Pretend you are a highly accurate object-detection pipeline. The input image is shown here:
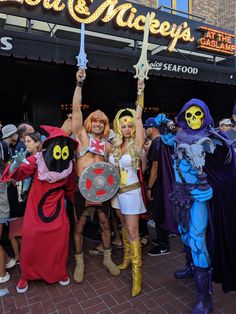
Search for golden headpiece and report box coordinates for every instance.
[113,108,136,135]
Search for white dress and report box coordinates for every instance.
[109,154,146,215]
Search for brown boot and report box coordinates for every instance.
[130,240,142,297]
[119,228,130,270]
[103,248,120,276]
[73,253,84,283]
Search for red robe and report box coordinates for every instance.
[2,156,75,283]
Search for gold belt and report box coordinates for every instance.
[118,182,141,194]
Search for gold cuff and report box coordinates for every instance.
[136,93,144,108]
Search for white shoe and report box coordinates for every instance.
[59,278,70,286]
[5,258,16,269]
[0,272,10,284]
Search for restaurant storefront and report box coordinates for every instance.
[0,0,235,126]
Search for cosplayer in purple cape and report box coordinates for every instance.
[155,98,236,314]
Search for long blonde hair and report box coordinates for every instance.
[112,108,140,170]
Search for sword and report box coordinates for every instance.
[76,22,88,70]
[134,13,151,82]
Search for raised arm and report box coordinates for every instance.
[135,80,145,149]
[72,69,86,137]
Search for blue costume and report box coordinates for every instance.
[155,99,236,314]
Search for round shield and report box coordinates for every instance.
[79,162,120,202]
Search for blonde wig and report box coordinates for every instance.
[112,108,140,170]
[84,110,110,138]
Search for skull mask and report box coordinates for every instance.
[185,105,204,130]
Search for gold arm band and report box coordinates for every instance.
[118,182,141,194]
[136,93,144,108]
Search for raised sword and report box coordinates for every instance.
[134,13,151,82]
[76,22,88,69]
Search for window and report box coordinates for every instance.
[158,0,192,17]
[176,0,192,17]
[158,0,172,8]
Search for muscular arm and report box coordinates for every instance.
[72,70,86,137]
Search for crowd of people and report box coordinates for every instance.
[0,68,236,314]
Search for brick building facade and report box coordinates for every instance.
[130,0,236,33]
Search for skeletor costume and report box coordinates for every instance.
[155,98,236,314]
[2,125,78,293]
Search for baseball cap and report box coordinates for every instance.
[1,124,18,139]
[219,118,233,127]
[143,117,158,128]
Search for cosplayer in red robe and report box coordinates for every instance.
[2,126,77,293]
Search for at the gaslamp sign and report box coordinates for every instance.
[198,26,236,55]
[0,0,195,52]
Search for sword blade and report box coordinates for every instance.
[76,22,88,69]
[134,13,151,81]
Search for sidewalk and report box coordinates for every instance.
[0,236,235,314]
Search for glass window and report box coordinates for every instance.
[158,0,172,8]
[176,0,191,17]
[176,0,189,13]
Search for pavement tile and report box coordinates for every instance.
[40,299,57,313]
[100,293,119,308]
[54,297,78,311]
[69,303,86,314]
[109,301,134,313]
[80,296,103,310]
[2,295,17,312]
[29,302,44,314]
[0,236,236,314]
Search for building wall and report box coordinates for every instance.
[191,0,218,25]
[217,0,236,33]
[131,0,236,33]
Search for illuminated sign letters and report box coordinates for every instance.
[198,26,236,55]
[0,0,194,51]
[0,36,12,50]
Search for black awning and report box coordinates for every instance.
[0,29,236,85]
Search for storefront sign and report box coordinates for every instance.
[0,0,194,52]
[0,36,12,50]
[198,26,236,55]
[149,61,199,74]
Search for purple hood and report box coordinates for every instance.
[177,98,214,135]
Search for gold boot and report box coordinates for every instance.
[130,240,142,297]
[103,248,120,276]
[73,253,84,283]
[119,228,130,270]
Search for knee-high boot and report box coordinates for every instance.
[130,240,142,297]
[118,228,130,270]
[175,245,193,279]
[73,253,84,283]
[191,266,213,314]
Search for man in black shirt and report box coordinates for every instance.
[143,118,170,256]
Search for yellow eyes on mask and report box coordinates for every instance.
[185,106,204,130]
[53,145,69,160]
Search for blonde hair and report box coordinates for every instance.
[112,108,140,170]
[84,110,110,138]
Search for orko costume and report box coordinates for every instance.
[2,126,77,293]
